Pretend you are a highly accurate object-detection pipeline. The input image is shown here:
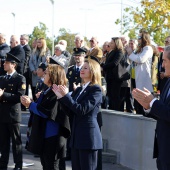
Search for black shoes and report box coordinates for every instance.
[13,168,22,170]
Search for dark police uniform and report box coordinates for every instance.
[67,65,81,92]
[0,53,26,170]
[35,63,48,95]
[67,48,87,92]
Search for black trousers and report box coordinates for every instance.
[71,148,98,170]
[40,135,66,170]
[157,159,170,170]
[120,87,134,113]
[0,123,22,169]
[107,80,122,111]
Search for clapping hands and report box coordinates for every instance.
[132,88,154,109]
[52,84,68,99]
[20,95,32,108]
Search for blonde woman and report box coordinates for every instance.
[29,38,50,100]
[52,57,103,170]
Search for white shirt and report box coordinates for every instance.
[76,81,91,100]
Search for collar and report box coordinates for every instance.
[82,81,91,89]
[76,64,83,70]
[6,71,16,77]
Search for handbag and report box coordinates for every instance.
[116,57,130,81]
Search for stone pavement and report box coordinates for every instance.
[8,152,133,170]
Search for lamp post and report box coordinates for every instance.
[11,12,15,34]
[80,8,92,37]
[50,0,54,55]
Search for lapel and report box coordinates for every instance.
[77,85,91,102]
[72,87,82,100]
[161,78,170,102]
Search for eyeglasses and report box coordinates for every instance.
[138,36,142,39]
[165,41,170,44]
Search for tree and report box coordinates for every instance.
[115,0,170,45]
[29,22,52,50]
[55,28,89,54]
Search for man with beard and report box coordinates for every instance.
[67,48,86,92]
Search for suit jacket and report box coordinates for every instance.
[146,78,170,163]
[86,46,103,61]
[0,43,10,75]
[0,72,26,123]
[157,52,168,93]
[67,65,81,92]
[28,88,71,155]
[60,84,103,150]
[102,49,124,82]
[9,45,26,75]
[23,44,31,75]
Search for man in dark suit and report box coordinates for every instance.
[157,36,170,94]
[132,45,170,170]
[0,33,10,75]
[9,35,25,75]
[0,53,26,170]
[20,34,32,111]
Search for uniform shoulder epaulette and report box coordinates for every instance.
[68,65,74,69]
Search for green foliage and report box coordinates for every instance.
[29,23,89,54]
[29,22,52,50]
[115,0,170,45]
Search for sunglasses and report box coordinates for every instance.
[89,40,94,43]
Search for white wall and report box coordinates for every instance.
[102,109,157,170]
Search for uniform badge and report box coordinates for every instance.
[22,84,26,89]
[69,71,72,75]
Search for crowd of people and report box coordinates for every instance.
[0,30,170,170]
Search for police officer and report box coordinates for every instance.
[67,48,86,92]
[0,53,26,170]
[35,62,48,95]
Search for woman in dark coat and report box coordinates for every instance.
[102,37,124,111]
[21,64,70,170]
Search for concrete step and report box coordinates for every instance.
[102,151,117,164]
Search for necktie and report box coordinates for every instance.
[6,75,11,80]
[76,67,79,73]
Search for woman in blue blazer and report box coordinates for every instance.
[53,56,103,170]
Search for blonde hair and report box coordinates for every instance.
[47,64,67,85]
[33,38,48,57]
[84,58,101,86]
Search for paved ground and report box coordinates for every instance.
[8,153,133,170]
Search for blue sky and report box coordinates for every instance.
[0,0,140,46]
